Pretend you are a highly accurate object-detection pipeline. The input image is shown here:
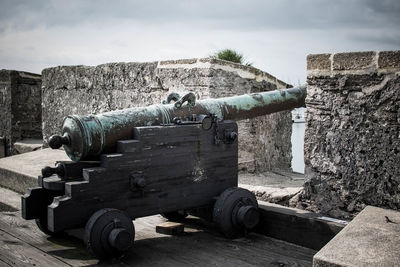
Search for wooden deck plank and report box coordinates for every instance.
[129,216,315,266]
[0,212,98,267]
[0,211,316,266]
[0,229,70,267]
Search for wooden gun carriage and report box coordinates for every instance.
[22,86,306,259]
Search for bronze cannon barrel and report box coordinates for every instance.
[49,85,306,161]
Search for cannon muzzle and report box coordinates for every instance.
[51,85,306,161]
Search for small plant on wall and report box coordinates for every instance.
[210,49,253,66]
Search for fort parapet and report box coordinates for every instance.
[41,58,293,173]
[301,50,400,217]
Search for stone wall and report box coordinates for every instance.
[300,51,400,218]
[0,70,42,156]
[0,71,12,156]
[42,58,292,172]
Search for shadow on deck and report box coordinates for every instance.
[0,210,316,266]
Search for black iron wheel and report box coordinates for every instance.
[85,208,135,259]
[213,187,259,238]
[161,210,188,222]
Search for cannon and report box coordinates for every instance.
[22,85,306,259]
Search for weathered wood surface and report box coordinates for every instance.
[255,201,347,250]
[43,122,239,232]
[0,212,98,267]
[0,211,316,266]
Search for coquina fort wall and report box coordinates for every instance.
[299,50,400,218]
[41,58,293,172]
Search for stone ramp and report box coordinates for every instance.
[313,206,400,266]
[0,148,68,193]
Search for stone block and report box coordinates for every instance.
[378,50,400,69]
[0,148,69,193]
[240,184,302,204]
[332,51,376,71]
[307,54,331,70]
[313,206,400,267]
[13,139,42,154]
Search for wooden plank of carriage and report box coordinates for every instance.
[0,210,316,266]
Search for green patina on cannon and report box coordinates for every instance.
[22,85,306,260]
[48,86,306,161]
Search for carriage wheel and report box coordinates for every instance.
[85,208,135,259]
[213,187,259,238]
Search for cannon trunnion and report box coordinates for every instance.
[22,119,259,259]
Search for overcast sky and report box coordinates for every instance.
[0,0,399,84]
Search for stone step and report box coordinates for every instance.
[0,148,69,193]
[313,206,400,267]
[0,186,21,212]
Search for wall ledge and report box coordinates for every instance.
[158,58,290,88]
[307,50,400,77]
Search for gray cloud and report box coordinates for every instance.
[350,31,400,47]
[1,0,399,30]
[0,0,399,83]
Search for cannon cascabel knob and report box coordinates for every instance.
[41,166,55,178]
[49,134,70,149]
[41,163,65,178]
